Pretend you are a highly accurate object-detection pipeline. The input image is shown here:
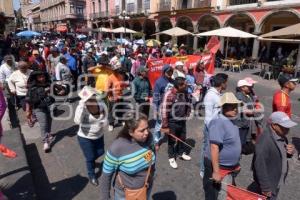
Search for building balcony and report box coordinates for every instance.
[194,0,211,8]
[89,10,117,20]
[229,0,257,6]
[158,1,172,12]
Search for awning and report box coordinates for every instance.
[111,27,137,34]
[153,27,193,37]
[196,26,257,38]
[93,27,112,33]
[260,23,300,38]
[57,25,68,32]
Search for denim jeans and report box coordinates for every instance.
[200,124,209,174]
[77,136,105,179]
[153,118,163,144]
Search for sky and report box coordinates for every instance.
[13,0,40,10]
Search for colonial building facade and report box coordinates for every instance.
[0,0,15,34]
[154,0,300,59]
[86,0,154,39]
[39,0,87,32]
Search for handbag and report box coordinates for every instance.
[117,151,152,200]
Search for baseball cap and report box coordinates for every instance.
[244,77,257,86]
[164,42,169,45]
[162,64,172,74]
[137,53,143,57]
[219,92,242,106]
[269,111,297,128]
[237,79,252,87]
[278,73,298,87]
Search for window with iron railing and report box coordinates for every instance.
[159,0,171,11]
[127,3,135,13]
[116,5,120,15]
[229,0,257,5]
[144,0,150,10]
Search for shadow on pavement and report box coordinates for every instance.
[152,191,177,200]
[2,173,37,200]
[25,143,88,200]
[51,125,79,147]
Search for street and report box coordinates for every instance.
[20,68,300,200]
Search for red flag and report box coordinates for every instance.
[206,36,220,54]
[227,185,266,200]
[202,36,220,75]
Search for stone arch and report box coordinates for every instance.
[258,9,300,32]
[92,23,97,29]
[197,14,221,32]
[143,19,156,39]
[176,16,194,47]
[224,12,257,29]
[258,10,300,60]
[132,20,142,32]
[197,14,221,50]
[158,17,173,43]
[112,21,120,28]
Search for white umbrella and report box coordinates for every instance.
[196,26,257,58]
[196,26,257,38]
[153,27,193,37]
[112,27,137,34]
[93,27,112,33]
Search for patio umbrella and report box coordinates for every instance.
[16,30,41,37]
[260,23,300,38]
[146,39,161,47]
[77,34,87,39]
[117,38,130,44]
[93,27,112,33]
[196,26,257,58]
[153,27,193,37]
[112,27,137,34]
[134,39,145,45]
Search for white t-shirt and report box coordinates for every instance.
[74,100,107,140]
[8,70,32,96]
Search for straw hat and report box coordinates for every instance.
[78,86,97,102]
[219,92,242,106]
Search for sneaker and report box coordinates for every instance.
[180,153,191,161]
[43,142,50,153]
[48,134,56,144]
[169,158,178,169]
[108,125,114,132]
[200,171,204,178]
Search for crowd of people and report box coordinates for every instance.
[0,33,299,200]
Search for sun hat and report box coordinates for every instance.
[78,86,97,102]
[278,73,298,87]
[175,61,184,67]
[268,111,297,128]
[219,92,242,106]
[237,79,252,87]
[244,77,257,86]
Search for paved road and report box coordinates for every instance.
[21,68,300,200]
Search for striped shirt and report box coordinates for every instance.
[100,137,156,200]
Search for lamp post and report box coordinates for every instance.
[118,10,130,42]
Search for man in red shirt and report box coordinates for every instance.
[273,73,298,117]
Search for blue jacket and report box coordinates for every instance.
[153,76,171,109]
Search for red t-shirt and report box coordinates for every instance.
[272,90,291,117]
